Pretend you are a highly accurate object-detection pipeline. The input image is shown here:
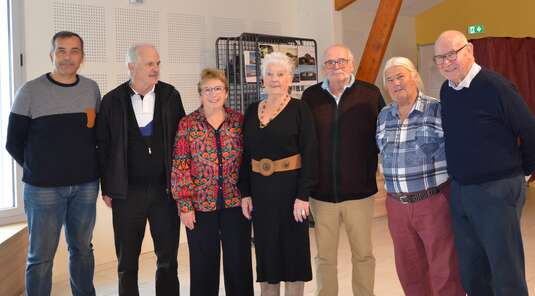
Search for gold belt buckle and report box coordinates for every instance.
[259,158,274,176]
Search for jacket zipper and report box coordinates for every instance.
[332,101,340,202]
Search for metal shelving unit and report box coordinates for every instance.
[216,33,318,113]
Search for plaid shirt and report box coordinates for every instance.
[376,93,448,194]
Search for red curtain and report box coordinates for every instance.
[470,37,535,114]
[471,37,535,182]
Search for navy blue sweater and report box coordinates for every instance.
[440,68,535,184]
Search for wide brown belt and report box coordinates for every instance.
[251,154,301,177]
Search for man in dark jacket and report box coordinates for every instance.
[96,43,185,296]
[302,44,384,296]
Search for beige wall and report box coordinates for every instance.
[416,0,535,44]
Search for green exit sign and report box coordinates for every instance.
[468,24,485,34]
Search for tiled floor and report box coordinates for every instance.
[52,187,535,295]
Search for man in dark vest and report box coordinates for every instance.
[96,43,185,296]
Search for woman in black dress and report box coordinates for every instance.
[239,52,318,296]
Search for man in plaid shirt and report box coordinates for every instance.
[376,57,464,296]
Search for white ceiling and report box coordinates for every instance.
[346,0,445,16]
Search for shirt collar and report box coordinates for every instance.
[129,84,156,98]
[389,91,426,118]
[321,74,355,99]
[448,63,481,90]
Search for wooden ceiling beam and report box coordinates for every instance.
[335,0,356,11]
[356,0,402,83]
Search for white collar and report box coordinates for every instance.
[448,63,481,90]
[130,85,155,98]
[321,74,355,104]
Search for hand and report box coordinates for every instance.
[180,210,196,230]
[241,197,253,220]
[527,173,534,184]
[102,195,112,208]
[293,198,309,223]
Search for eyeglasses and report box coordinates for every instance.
[433,44,468,65]
[201,86,225,95]
[324,58,350,69]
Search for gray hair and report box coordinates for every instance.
[126,43,157,64]
[261,52,295,77]
[383,57,424,91]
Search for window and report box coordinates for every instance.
[0,0,24,225]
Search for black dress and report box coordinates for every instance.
[239,98,318,283]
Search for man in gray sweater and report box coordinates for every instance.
[6,31,101,296]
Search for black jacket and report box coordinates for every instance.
[96,81,185,199]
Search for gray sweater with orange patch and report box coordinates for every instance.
[6,73,101,186]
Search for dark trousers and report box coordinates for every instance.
[449,175,527,296]
[186,207,254,296]
[112,184,180,296]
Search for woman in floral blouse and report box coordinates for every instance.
[171,68,253,296]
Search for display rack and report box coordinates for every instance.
[216,33,318,113]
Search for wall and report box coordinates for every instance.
[19,0,335,282]
[416,0,535,45]
[294,0,343,80]
[340,1,418,101]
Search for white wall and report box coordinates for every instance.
[339,1,417,102]
[20,0,335,282]
[293,0,343,81]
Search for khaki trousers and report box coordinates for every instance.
[310,197,375,296]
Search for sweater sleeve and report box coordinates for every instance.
[296,101,319,201]
[6,113,30,166]
[6,84,33,166]
[500,81,535,175]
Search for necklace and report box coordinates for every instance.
[259,96,289,128]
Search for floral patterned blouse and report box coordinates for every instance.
[171,106,243,212]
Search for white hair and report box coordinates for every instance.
[323,44,355,62]
[261,52,294,77]
[383,56,424,91]
[126,43,157,64]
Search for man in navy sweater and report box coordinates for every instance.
[434,30,535,296]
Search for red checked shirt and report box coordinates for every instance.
[171,107,243,212]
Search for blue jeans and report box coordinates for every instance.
[23,179,99,296]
